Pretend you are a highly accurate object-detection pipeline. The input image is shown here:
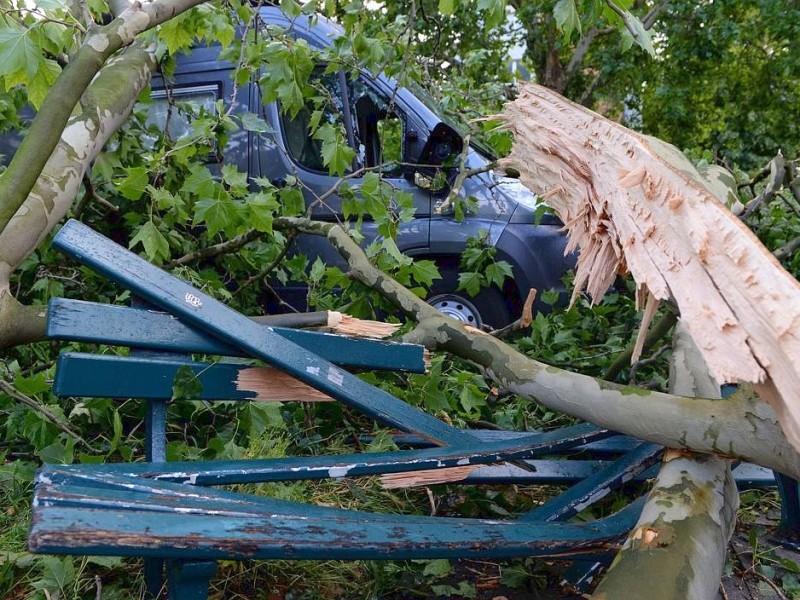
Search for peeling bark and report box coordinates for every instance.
[501,83,800,454]
[0,44,157,291]
[0,292,46,349]
[0,0,208,235]
[592,325,737,600]
[276,217,800,480]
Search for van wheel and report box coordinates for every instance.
[427,264,512,329]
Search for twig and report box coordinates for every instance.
[241,231,297,288]
[628,343,670,384]
[604,308,677,381]
[435,154,498,216]
[491,288,537,339]
[73,175,118,218]
[604,0,648,47]
[0,380,89,448]
[641,0,670,29]
[774,235,800,260]
[787,161,800,206]
[741,151,786,220]
[94,575,102,600]
[164,229,262,269]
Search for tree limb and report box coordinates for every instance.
[164,229,262,269]
[0,42,157,292]
[604,308,677,381]
[740,151,786,219]
[501,84,800,454]
[0,380,88,447]
[0,293,46,349]
[593,324,737,600]
[0,0,209,236]
[274,216,800,480]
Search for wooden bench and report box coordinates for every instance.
[29,219,778,598]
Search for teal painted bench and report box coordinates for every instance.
[29,220,778,598]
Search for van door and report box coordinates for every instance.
[257,70,431,262]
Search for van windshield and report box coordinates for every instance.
[404,80,497,162]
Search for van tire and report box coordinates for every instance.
[427,263,512,329]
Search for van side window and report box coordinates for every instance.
[147,85,219,146]
[351,79,403,175]
[280,71,344,172]
[279,71,404,176]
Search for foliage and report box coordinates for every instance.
[0,0,798,597]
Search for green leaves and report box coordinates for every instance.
[129,220,170,262]
[439,0,457,15]
[259,39,315,117]
[115,166,149,201]
[456,233,513,297]
[0,20,64,108]
[313,123,355,176]
[553,0,581,40]
[0,26,42,78]
[439,0,505,28]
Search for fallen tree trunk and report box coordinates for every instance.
[591,324,737,600]
[275,217,800,480]
[500,83,800,453]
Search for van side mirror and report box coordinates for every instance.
[411,122,464,190]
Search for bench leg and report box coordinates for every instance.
[167,560,217,600]
[144,558,165,598]
[775,472,800,535]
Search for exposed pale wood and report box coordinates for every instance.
[502,83,800,452]
[380,465,479,489]
[326,311,400,338]
[236,367,332,402]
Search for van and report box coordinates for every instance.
[151,7,574,327]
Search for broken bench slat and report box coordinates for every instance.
[366,429,638,454]
[52,220,473,448]
[43,422,605,486]
[522,443,663,522]
[465,459,774,488]
[30,479,644,561]
[54,352,331,402]
[47,298,427,374]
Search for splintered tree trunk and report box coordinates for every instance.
[502,83,800,453]
[592,325,737,600]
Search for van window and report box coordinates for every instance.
[280,71,343,172]
[280,71,404,176]
[351,78,403,174]
[147,84,219,145]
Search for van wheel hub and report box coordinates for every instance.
[428,294,482,327]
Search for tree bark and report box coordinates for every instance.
[0,0,208,235]
[592,324,737,600]
[501,83,800,454]
[0,293,47,348]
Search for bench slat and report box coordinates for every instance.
[53,220,473,448]
[54,352,331,402]
[30,487,643,561]
[42,422,607,486]
[47,298,426,373]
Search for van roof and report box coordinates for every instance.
[258,6,343,50]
